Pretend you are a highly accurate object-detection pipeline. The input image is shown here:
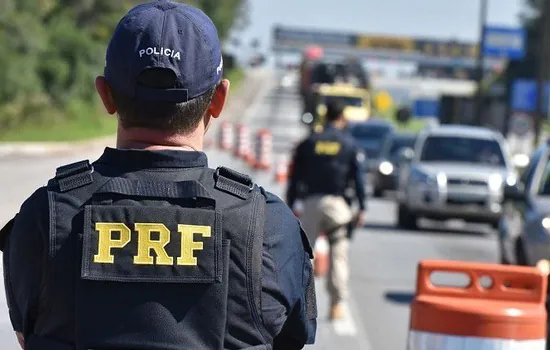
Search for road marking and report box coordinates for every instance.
[332,302,357,336]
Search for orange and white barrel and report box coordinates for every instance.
[407,260,548,350]
[218,121,234,151]
[274,155,289,184]
[253,129,273,170]
[234,124,251,160]
[313,233,330,277]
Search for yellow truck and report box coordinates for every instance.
[306,83,372,132]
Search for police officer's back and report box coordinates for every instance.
[0,2,316,349]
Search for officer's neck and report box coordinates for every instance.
[116,125,205,152]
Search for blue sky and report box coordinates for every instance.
[230,0,524,63]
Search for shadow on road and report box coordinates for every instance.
[384,291,415,305]
[362,222,492,237]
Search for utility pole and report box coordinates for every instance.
[473,0,488,126]
[535,0,550,147]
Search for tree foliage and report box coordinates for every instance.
[0,0,248,133]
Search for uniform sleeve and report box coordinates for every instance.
[350,145,367,210]
[285,141,306,209]
[260,191,317,348]
[2,187,48,333]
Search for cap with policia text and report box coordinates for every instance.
[104,0,224,103]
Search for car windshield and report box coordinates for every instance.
[419,135,506,166]
[349,124,393,158]
[322,95,363,107]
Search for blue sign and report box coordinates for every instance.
[483,26,526,60]
[510,79,550,113]
[413,99,440,118]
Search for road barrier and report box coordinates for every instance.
[234,124,251,160]
[407,260,548,350]
[218,121,234,151]
[274,155,289,184]
[313,234,330,277]
[253,129,273,170]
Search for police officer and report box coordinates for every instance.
[286,100,367,320]
[0,1,317,349]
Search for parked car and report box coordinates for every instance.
[372,132,417,197]
[347,119,395,181]
[499,141,550,266]
[396,125,514,230]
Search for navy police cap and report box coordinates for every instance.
[104,0,223,103]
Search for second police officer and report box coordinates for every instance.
[286,100,367,320]
[0,1,317,349]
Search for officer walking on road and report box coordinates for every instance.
[0,1,317,349]
[286,100,367,320]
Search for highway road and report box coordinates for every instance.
[0,69,500,349]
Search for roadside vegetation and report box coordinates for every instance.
[0,0,248,142]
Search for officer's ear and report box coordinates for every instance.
[207,79,230,119]
[95,76,117,115]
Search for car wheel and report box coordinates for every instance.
[515,237,527,266]
[373,188,383,198]
[397,204,417,230]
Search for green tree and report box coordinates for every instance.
[0,0,248,137]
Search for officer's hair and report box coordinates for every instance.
[110,68,219,134]
[325,100,346,122]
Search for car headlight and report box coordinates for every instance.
[542,217,550,232]
[379,161,393,175]
[488,174,503,191]
[436,172,447,186]
[410,169,436,185]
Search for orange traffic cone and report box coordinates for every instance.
[218,121,234,151]
[407,260,548,350]
[253,129,273,170]
[274,156,289,184]
[313,234,329,277]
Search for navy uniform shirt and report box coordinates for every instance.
[2,148,316,348]
[287,124,367,210]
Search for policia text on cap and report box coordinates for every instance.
[286,100,367,320]
[0,1,317,349]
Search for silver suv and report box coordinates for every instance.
[396,125,515,230]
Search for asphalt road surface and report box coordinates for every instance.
[0,70,500,349]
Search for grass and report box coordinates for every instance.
[0,115,118,142]
[0,68,245,142]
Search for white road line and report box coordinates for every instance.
[332,302,358,336]
[346,288,373,350]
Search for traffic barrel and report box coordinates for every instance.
[234,124,251,160]
[218,121,234,151]
[274,156,289,184]
[407,260,548,350]
[253,129,273,170]
[313,233,330,277]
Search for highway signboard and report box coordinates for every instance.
[482,26,526,60]
[272,25,505,69]
[510,79,550,114]
[413,99,440,118]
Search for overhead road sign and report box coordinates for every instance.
[510,79,550,113]
[483,26,526,60]
[273,25,505,70]
[413,99,440,118]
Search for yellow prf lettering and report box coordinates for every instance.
[315,141,341,156]
[93,223,132,264]
[177,224,212,266]
[133,223,173,265]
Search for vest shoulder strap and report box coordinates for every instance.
[214,166,255,200]
[48,159,94,192]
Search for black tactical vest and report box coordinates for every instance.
[23,160,274,350]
